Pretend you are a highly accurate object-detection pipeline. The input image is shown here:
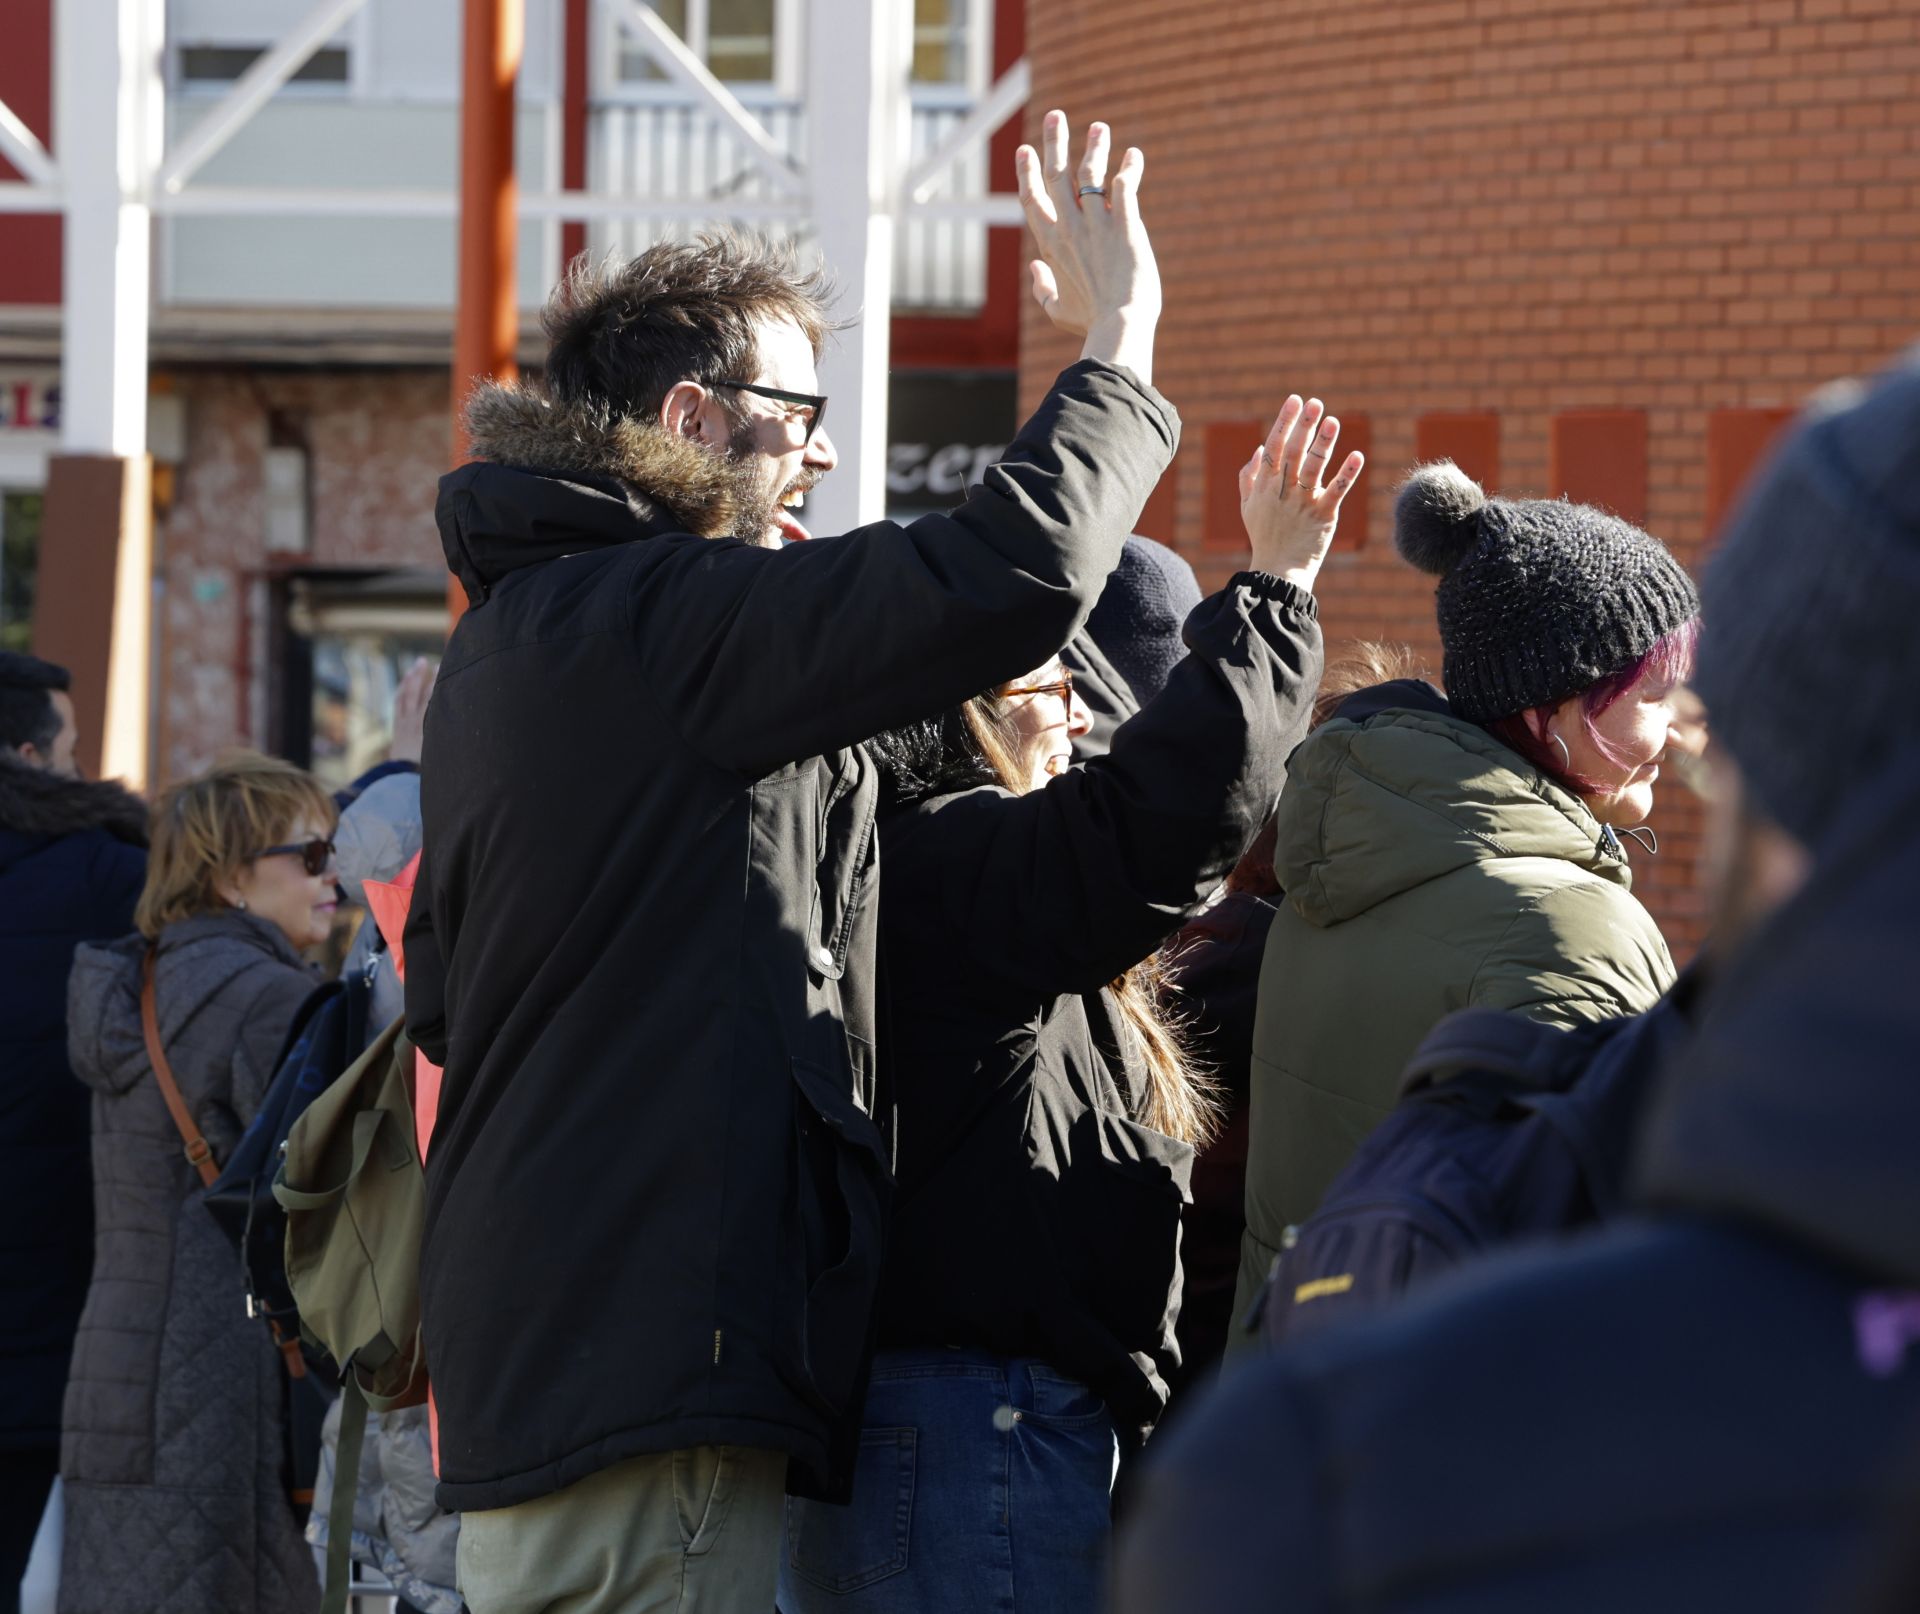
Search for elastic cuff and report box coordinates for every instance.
[1237,571,1320,619]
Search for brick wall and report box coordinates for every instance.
[1020,0,1920,958]
[154,371,450,781]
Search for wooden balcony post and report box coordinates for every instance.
[450,0,522,623]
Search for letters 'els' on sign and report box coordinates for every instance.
[0,371,60,435]
[885,371,1017,518]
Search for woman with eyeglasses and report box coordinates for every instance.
[59,751,337,1614]
[779,397,1361,1614]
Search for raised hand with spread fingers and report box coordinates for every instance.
[1015,110,1162,383]
[1238,395,1367,592]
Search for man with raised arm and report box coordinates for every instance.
[405,114,1173,1612]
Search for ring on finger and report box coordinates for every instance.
[1078,186,1106,197]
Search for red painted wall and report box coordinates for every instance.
[1022,0,1920,958]
[0,0,61,306]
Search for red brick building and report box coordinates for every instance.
[1021,0,1920,955]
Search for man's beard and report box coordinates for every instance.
[727,419,819,544]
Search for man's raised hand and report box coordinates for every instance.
[1238,396,1367,593]
[1016,111,1162,383]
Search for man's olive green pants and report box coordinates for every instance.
[457,1445,788,1614]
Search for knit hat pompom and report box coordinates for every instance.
[1395,462,1488,577]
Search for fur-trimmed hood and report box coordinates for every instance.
[0,752,147,851]
[466,380,757,536]
[437,379,771,606]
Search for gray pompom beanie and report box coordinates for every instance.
[1395,463,1700,724]
[1693,352,1920,849]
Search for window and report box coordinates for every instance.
[177,44,352,87]
[0,491,42,654]
[616,0,778,87]
[912,0,972,85]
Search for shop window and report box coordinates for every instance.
[0,491,41,654]
[283,572,445,792]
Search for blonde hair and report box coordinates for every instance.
[967,700,1221,1148]
[136,750,337,939]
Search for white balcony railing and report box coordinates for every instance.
[587,93,989,312]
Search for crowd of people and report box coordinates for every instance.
[2,108,1916,1614]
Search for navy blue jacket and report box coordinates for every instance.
[1115,751,1920,1613]
[0,758,146,1450]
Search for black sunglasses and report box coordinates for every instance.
[710,380,828,446]
[250,838,336,877]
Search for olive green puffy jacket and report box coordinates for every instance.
[1231,702,1676,1333]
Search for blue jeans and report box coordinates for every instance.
[779,1348,1120,1614]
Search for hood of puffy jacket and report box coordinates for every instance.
[334,771,422,907]
[67,910,308,1097]
[1635,748,1920,1284]
[1276,703,1629,929]
[0,754,147,873]
[436,379,766,606]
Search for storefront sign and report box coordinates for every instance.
[0,371,59,435]
[886,370,1016,516]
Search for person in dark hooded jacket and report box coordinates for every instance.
[1113,350,1920,1614]
[779,394,1358,1614]
[0,655,146,1606]
[406,116,1177,1613]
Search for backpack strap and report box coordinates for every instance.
[321,1374,368,1614]
[1398,1007,1601,1100]
[141,948,221,1189]
[143,949,311,1386]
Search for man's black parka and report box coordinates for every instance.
[404,359,1178,1510]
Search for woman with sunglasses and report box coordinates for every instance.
[779,397,1361,1614]
[59,751,338,1614]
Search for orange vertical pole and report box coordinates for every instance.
[449,0,523,625]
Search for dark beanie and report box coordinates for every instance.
[1693,353,1920,850]
[1085,535,1205,705]
[1394,464,1699,724]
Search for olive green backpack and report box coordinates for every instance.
[273,1015,429,1614]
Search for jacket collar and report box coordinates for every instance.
[1634,748,1920,1284]
[0,752,148,854]
[437,378,764,606]
[1277,702,1628,929]
[155,906,312,971]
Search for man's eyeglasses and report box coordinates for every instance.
[710,381,828,447]
[1000,671,1074,706]
[250,838,336,877]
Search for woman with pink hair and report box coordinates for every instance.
[1233,462,1700,1334]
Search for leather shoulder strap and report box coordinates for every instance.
[141,948,221,1187]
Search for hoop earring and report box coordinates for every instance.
[1549,733,1573,774]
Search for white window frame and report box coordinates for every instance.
[596,0,802,103]
[909,0,989,97]
[168,5,371,103]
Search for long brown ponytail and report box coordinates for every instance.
[963,700,1222,1148]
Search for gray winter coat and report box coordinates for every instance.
[60,911,322,1614]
